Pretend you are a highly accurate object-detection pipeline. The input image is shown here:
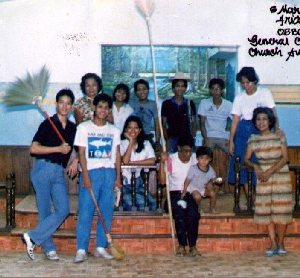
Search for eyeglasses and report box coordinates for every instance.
[210,87,221,91]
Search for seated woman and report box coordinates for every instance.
[120,115,156,211]
[110,83,134,132]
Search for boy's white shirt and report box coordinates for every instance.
[74,120,120,170]
[168,152,197,191]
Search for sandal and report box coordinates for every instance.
[277,248,287,256]
[176,246,186,256]
[210,209,220,214]
[264,249,277,257]
[189,247,201,257]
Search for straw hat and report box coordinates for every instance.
[169,72,191,82]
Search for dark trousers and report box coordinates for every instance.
[170,191,200,247]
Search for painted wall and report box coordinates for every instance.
[1,0,300,145]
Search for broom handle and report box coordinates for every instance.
[42,110,66,144]
[145,17,176,254]
[88,188,111,241]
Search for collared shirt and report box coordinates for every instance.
[161,96,196,138]
[31,114,77,168]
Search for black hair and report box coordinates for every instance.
[112,83,130,103]
[252,107,276,130]
[134,79,149,93]
[80,73,103,95]
[209,78,225,90]
[178,135,194,149]
[56,88,75,104]
[172,79,188,89]
[236,67,259,84]
[93,93,112,108]
[196,146,213,159]
[121,115,146,153]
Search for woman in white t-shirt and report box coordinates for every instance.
[228,67,281,204]
[109,83,134,132]
[120,115,156,211]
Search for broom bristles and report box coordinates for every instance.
[4,65,50,107]
[135,0,155,18]
[111,243,126,260]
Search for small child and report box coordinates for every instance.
[181,146,218,214]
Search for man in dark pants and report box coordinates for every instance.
[159,135,200,256]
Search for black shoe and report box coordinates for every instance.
[22,233,35,260]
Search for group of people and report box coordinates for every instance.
[21,66,293,262]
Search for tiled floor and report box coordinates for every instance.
[0,250,299,277]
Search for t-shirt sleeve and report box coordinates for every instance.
[161,100,168,118]
[231,95,242,116]
[144,141,156,158]
[151,101,158,119]
[32,120,49,143]
[74,123,87,147]
[186,165,195,180]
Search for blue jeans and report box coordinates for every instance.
[168,137,178,153]
[76,168,116,251]
[29,160,70,253]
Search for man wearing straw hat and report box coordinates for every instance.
[161,72,197,153]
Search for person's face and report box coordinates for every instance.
[56,96,73,117]
[94,101,111,120]
[178,145,193,162]
[240,76,256,95]
[197,155,212,169]
[85,78,99,99]
[115,89,127,103]
[255,113,270,133]
[173,80,187,96]
[209,84,223,98]
[136,83,149,101]
[125,121,141,139]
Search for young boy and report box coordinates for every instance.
[181,146,218,214]
[159,135,200,257]
[74,93,121,263]
[22,89,78,261]
[129,79,161,149]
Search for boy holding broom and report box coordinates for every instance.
[22,88,78,261]
[74,93,121,263]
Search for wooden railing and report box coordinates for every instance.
[115,164,163,215]
[0,172,16,231]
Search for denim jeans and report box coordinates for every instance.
[29,160,70,253]
[76,168,116,251]
[170,191,200,247]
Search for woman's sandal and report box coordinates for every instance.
[264,249,277,257]
[277,249,287,256]
[176,246,186,256]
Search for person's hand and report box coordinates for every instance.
[60,143,71,154]
[82,175,92,189]
[276,128,285,138]
[181,190,187,199]
[67,158,78,179]
[160,151,168,163]
[259,169,272,182]
[114,177,122,189]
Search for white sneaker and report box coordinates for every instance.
[46,251,59,261]
[94,247,114,260]
[22,233,35,260]
[74,250,88,263]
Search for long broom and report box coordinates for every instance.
[4,66,126,260]
[88,188,125,260]
[135,0,177,254]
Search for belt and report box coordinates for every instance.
[41,159,63,167]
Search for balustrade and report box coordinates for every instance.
[0,172,16,231]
